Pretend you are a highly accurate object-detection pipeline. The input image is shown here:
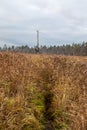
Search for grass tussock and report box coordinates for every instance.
[0,52,87,130]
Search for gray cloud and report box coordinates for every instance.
[0,0,87,46]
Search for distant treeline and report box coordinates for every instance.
[0,42,87,56]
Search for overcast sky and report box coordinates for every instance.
[0,0,87,47]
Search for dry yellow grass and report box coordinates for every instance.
[0,52,87,130]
